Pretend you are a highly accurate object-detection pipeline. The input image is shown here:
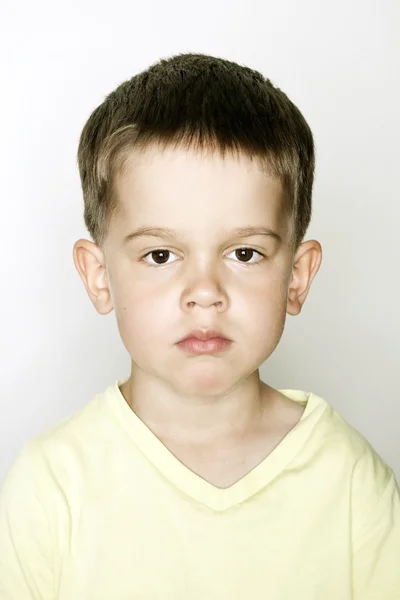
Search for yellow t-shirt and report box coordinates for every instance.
[0,378,399,600]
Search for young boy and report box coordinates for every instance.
[0,53,399,599]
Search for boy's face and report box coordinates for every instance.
[74,144,321,398]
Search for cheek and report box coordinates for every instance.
[242,281,288,336]
[113,286,169,344]
[244,278,287,314]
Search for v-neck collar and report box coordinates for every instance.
[104,377,329,512]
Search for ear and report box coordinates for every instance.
[287,240,322,316]
[72,239,114,315]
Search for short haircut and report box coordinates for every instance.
[77,53,315,251]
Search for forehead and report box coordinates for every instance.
[112,145,288,237]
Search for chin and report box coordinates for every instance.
[172,367,239,396]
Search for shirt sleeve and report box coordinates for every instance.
[0,441,56,600]
[352,471,400,599]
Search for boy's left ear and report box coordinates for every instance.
[286,240,322,316]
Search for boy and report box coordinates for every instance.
[0,52,399,599]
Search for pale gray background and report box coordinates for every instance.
[0,0,399,481]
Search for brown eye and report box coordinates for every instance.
[232,248,264,264]
[148,250,171,264]
[235,248,255,262]
[142,249,178,266]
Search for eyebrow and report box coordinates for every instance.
[123,226,282,245]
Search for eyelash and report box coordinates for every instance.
[141,247,266,267]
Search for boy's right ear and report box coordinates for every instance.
[72,239,114,315]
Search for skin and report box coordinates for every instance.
[73,144,322,484]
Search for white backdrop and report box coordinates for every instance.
[1,0,399,481]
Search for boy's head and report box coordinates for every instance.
[73,53,322,397]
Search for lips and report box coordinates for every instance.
[180,329,230,342]
[177,330,232,355]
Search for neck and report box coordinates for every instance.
[119,367,272,446]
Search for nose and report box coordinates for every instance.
[181,270,229,312]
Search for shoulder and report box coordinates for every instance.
[326,410,397,532]
[298,389,397,531]
[1,381,119,497]
[305,389,398,540]
[279,386,395,498]
[318,401,393,489]
[33,380,118,449]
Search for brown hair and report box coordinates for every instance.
[77,53,315,251]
